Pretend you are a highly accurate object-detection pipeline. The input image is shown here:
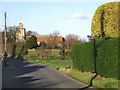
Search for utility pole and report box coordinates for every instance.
[4,12,7,53]
[3,12,8,67]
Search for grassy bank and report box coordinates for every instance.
[24,51,119,88]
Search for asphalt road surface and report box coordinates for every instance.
[2,58,94,89]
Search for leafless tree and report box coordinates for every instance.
[46,31,60,49]
[65,34,84,49]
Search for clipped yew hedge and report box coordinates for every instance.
[72,42,94,72]
[91,2,119,37]
[96,38,119,78]
[72,38,119,79]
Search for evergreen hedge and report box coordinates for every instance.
[72,42,94,72]
[91,2,119,37]
[96,38,119,78]
[72,38,119,79]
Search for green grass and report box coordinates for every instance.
[68,69,118,88]
[26,59,73,69]
[93,78,118,88]
[67,69,93,84]
[40,59,73,69]
[24,50,119,88]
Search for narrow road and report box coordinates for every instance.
[2,58,93,89]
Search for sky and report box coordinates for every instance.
[1,1,116,40]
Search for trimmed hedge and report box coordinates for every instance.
[72,42,94,72]
[96,38,118,78]
[72,38,119,79]
[91,2,119,37]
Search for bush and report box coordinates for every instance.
[72,38,119,79]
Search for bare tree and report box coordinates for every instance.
[32,31,39,36]
[47,31,60,49]
[65,34,83,49]
[1,26,18,57]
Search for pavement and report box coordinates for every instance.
[2,58,95,89]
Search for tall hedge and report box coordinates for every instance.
[91,2,119,37]
[72,42,94,72]
[72,38,119,79]
[96,38,118,78]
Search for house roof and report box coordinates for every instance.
[36,35,63,43]
[36,35,48,42]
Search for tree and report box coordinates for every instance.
[26,30,39,36]
[26,30,32,36]
[25,35,38,49]
[7,26,17,57]
[47,31,60,49]
[65,34,83,49]
[2,26,17,44]
[32,31,39,36]
[7,26,17,42]
[2,26,17,57]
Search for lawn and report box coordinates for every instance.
[24,50,119,88]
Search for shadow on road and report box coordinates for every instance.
[2,58,82,89]
[2,57,46,88]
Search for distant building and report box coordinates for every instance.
[36,35,64,46]
[16,23,26,42]
[36,35,48,45]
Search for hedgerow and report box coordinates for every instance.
[72,38,119,79]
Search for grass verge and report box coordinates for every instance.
[68,69,118,88]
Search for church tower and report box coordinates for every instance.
[16,23,26,42]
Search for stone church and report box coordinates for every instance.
[16,23,26,42]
